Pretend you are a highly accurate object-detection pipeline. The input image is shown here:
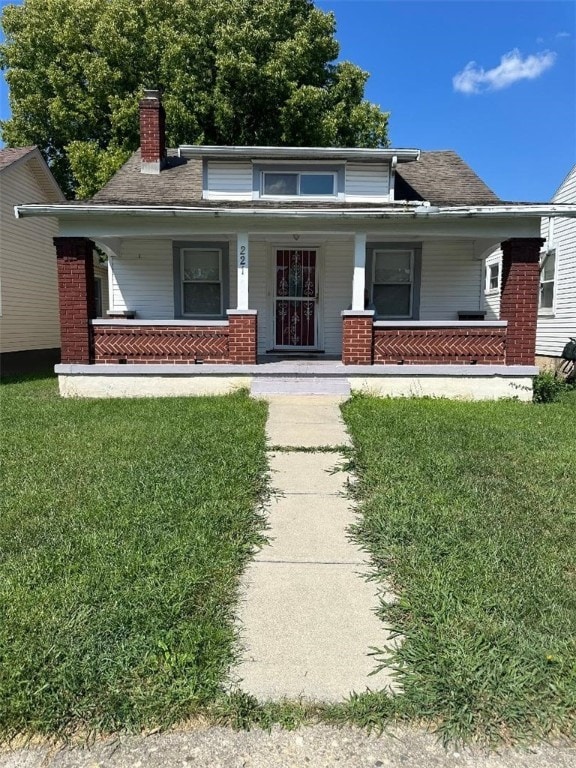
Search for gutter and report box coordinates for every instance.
[177,145,421,162]
[14,203,576,220]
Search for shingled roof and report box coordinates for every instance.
[91,147,503,207]
[395,151,502,205]
[0,146,37,172]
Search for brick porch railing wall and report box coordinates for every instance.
[373,327,507,364]
[54,237,96,364]
[227,311,258,364]
[500,238,543,366]
[342,311,374,364]
[93,325,231,364]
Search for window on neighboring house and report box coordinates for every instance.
[181,248,223,316]
[262,171,336,197]
[94,277,103,317]
[372,250,414,318]
[539,249,556,312]
[485,262,500,292]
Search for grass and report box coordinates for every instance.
[0,375,268,742]
[339,392,576,745]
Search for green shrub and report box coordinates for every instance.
[532,370,567,403]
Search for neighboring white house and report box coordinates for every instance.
[0,146,63,374]
[484,164,576,368]
[0,146,108,376]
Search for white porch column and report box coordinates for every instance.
[352,233,367,310]
[236,233,249,310]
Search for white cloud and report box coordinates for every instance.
[453,49,556,94]
[556,31,571,38]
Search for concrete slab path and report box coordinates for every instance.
[234,394,395,702]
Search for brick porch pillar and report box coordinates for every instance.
[342,310,374,365]
[53,237,96,364]
[500,238,544,366]
[227,310,258,364]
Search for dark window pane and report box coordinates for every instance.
[489,264,499,290]
[183,283,221,315]
[373,284,411,316]
[300,174,334,195]
[540,282,554,309]
[263,173,298,195]
[542,252,555,281]
[182,250,220,281]
[374,251,412,283]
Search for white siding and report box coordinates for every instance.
[205,161,253,200]
[0,162,61,352]
[110,240,174,318]
[345,163,390,202]
[536,166,576,356]
[322,239,354,354]
[419,241,482,320]
[247,242,269,355]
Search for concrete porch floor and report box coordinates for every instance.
[55,361,538,400]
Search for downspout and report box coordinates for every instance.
[389,155,398,201]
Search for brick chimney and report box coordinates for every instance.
[139,89,166,174]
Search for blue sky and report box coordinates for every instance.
[1,0,574,201]
[316,0,575,201]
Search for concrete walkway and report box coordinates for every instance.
[234,394,395,702]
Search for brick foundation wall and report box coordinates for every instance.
[94,325,230,363]
[342,313,374,365]
[228,312,258,364]
[54,237,96,364]
[373,327,507,364]
[500,238,543,366]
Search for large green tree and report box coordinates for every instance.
[0,0,389,198]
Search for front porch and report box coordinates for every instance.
[53,232,542,384]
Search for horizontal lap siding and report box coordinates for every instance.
[345,163,390,201]
[247,242,268,355]
[536,167,576,357]
[323,238,353,355]
[205,161,253,200]
[0,163,60,352]
[420,241,482,320]
[111,240,174,318]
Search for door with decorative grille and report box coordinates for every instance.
[274,249,318,348]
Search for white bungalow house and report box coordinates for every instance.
[14,92,576,398]
[0,146,109,376]
[484,164,576,371]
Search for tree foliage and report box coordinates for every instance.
[0,0,389,197]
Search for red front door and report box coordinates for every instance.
[274,249,317,348]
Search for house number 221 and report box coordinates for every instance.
[239,245,247,268]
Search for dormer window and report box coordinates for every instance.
[262,171,336,197]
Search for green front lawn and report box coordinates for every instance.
[341,393,576,744]
[0,376,268,740]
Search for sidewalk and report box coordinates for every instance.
[233,394,395,701]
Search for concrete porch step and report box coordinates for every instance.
[250,376,351,396]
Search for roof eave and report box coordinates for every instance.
[177,145,421,163]
[14,203,576,219]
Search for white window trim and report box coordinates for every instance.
[180,247,224,318]
[538,248,556,317]
[261,170,338,200]
[485,262,500,294]
[372,249,414,319]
